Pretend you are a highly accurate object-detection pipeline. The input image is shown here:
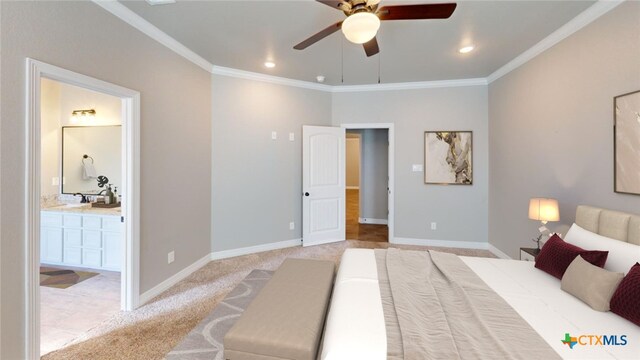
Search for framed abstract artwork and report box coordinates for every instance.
[424,131,473,185]
[614,90,640,195]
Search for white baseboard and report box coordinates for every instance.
[392,237,489,250]
[346,186,359,190]
[210,238,302,261]
[139,253,211,305]
[488,244,512,259]
[139,239,302,305]
[358,217,388,225]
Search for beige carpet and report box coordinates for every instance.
[43,240,494,360]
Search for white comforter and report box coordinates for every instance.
[321,249,640,360]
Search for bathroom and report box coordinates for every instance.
[39,77,123,355]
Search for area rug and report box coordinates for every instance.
[166,269,273,360]
[40,266,99,289]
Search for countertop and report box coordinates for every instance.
[41,203,121,216]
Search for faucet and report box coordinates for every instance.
[74,193,89,203]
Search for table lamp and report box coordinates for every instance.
[528,198,559,249]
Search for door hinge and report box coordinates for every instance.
[121,216,125,223]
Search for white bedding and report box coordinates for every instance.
[462,256,640,360]
[321,249,640,360]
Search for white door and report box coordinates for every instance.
[302,126,346,246]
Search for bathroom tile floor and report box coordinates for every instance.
[40,266,120,356]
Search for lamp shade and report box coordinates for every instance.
[341,12,380,44]
[528,198,560,222]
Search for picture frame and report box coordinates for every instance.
[614,90,640,195]
[424,131,473,185]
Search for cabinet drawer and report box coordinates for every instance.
[82,249,102,267]
[64,229,82,247]
[64,214,82,228]
[83,216,102,230]
[102,217,122,232]
[83,230,102,248]
[42,213,63,227]
[64,247,82,265]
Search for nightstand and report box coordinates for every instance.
[520,247,540,262]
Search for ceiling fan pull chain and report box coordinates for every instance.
[378,38,381,84]
[341,37,345,84]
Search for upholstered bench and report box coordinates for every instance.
[224,258,335,360]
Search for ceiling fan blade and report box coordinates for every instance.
[378,3,457,21]
[363,37,380,57]
[316,0,350,11]
[294,22,343,50]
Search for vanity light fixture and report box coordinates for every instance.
[264,61,276,68]
[459,45,475,54]
[71,109,96,123]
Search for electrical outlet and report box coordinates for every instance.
[289,222,295,230]
[412,164,423,172]
[430,222,437,230]
[289,133,295,141]
[168,251,175,264]
[271,131,277,140]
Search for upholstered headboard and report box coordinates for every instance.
[575,205,640,245]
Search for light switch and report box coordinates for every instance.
[289,133,295,141]
[52,177,60,186]
[412,164,423,172]
[271,131,277,140]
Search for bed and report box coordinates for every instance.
[320,206,640,359]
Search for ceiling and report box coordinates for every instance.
[121,0,595,85]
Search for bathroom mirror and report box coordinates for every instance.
[61,126,121,195]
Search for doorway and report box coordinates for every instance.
[342,123,394,243]
[345,129,389,242]
[25,59,141,359]
[39,78,124,355]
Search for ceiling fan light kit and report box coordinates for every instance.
[294,1,457,57]
[342,12,381,44]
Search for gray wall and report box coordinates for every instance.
[360,129,389,221]
[332,86,489,243]
[211,75,332,252]
[1,2,212,358]
[488,1,640,258]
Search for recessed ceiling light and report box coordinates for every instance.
[264,61,276,68]
[145,0,175,5]
[459,46,474,54]
[316,75,326,83]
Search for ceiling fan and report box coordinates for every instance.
[294,0,457,57]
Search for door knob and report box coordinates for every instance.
[304,192,310,196]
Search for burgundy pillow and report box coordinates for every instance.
[535,234,608,279]
[610,263,640,326]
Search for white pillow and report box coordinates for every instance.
[564,223,640,274]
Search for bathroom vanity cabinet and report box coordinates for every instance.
[41,211,122,271]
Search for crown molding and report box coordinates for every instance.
[92,0,213,73]
[487,0,624,83]
[211,65,333,92]
[332,78,487,92]
[212,65,486,92]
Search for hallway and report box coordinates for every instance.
[346,189,388,242]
